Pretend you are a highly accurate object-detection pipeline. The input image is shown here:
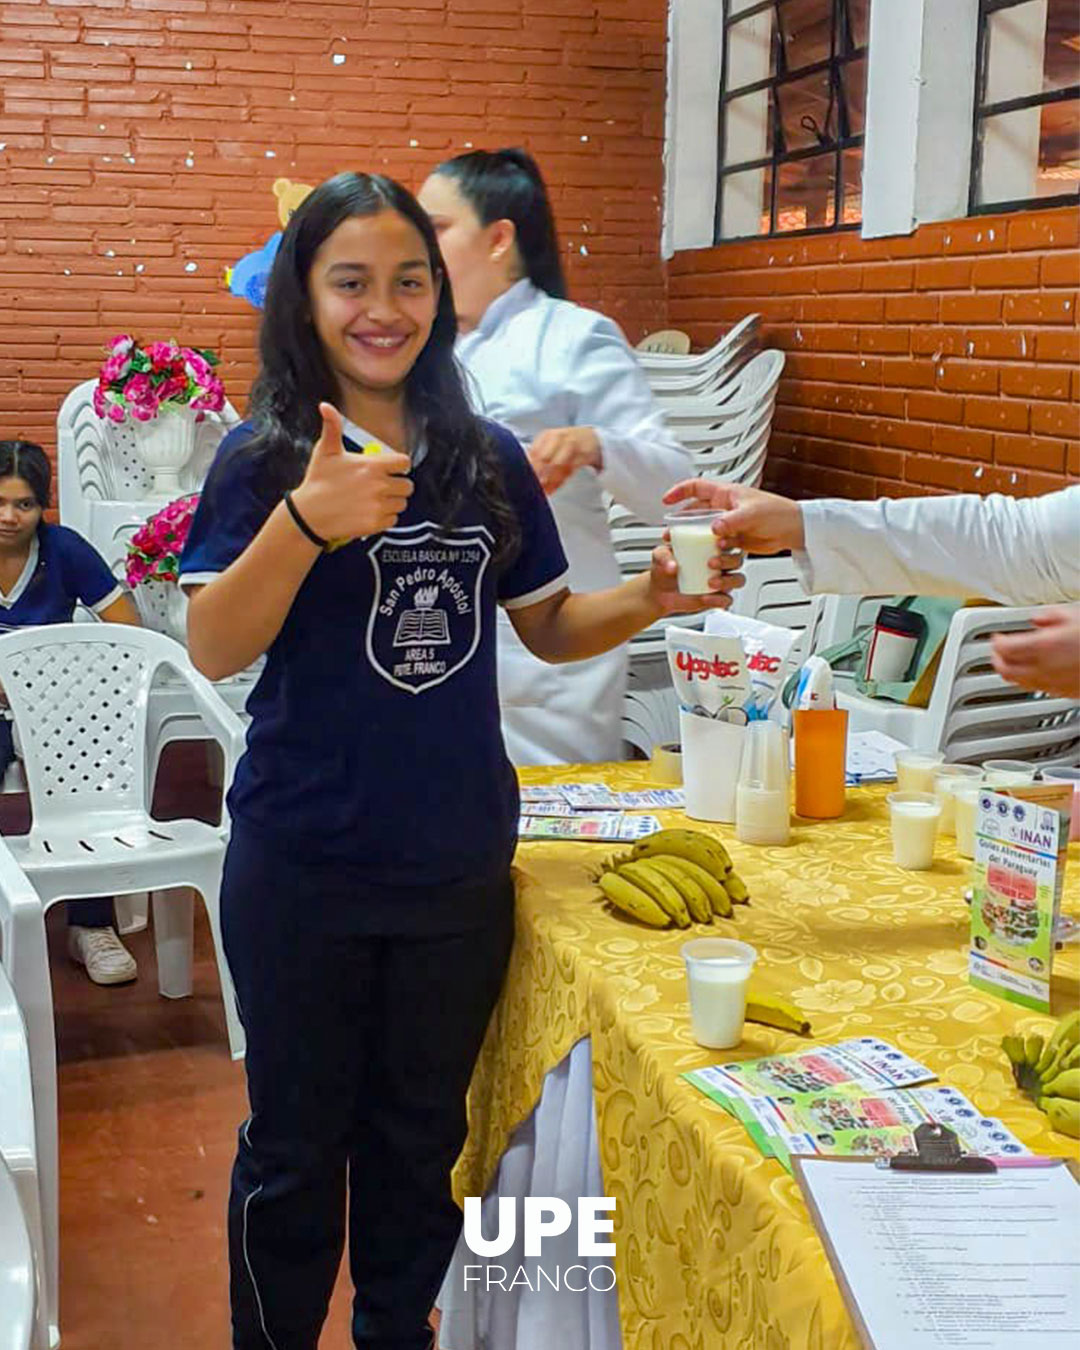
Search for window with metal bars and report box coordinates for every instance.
[714,0,869,241]
[970,0,1080,213]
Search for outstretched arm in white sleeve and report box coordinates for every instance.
[526,314,693,521]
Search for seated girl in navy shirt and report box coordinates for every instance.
[179,172,742,1350]
[0,440,142,986]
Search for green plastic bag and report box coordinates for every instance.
[790,597,963,708]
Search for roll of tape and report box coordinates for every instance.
[651,741,682,785]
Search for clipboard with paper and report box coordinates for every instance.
[792,1124,1080,1350]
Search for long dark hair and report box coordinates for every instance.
[243,171,520,565]
[0,440,50,512]
[433,148,567,300]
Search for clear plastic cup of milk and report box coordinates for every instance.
[665,508,725,595]
[933,764,983,837]
[954,784,982,859]
[681,937,757,1049]
[894,749,944,795]
[887,791,941,870]
[982,759,1036,786]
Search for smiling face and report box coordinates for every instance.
[307,209,441,413]
[0,475,42,552]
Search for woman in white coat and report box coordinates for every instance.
[420,149,694,765]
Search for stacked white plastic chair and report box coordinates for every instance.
[819,601,1080,762]
[637,313,760,400]
[56,379,256,769]
[0,828,63,1348]
[0,623,248,1346]
[635,329,691,355]
[0,958,47,1350]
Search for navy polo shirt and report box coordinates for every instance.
[0,524,123,629]
[180,419,569,900]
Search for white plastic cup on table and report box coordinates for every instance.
[735,720,790,846]
[682,937,758,1049]
[664,507,724,595]
[894,749,944,795]
[954,784,982,860]
[933,764,983,837]
[1040,767,1080,842]
[887,791,942,870]
[983,759,1036,786]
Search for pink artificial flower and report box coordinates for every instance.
[190,377,226,413]
[156,373,188,404]
[123,372,154,403]
[148,340,181,370]
[125,557,151,587]
[101,351,132,384]
[183,350,213,385]
[92,383,108,418]
[108,334,135,357]
[106,402,126,423]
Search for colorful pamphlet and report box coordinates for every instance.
[517,812,663,842]
[969,784,1072,1012]
[685,1040,1029,1172]
[519,783,685,812]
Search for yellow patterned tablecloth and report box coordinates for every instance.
[452,763,1080,1350]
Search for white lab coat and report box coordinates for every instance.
[795,486,1080,603]
[457,279,693,765]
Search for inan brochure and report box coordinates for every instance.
[518,812,663,842]
[969,784,1072,1013]
[685,1040,1029,1172]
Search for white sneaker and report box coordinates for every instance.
[68,926,138,986]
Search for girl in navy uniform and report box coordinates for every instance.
[179,173,740,1350]
[0,439,141,985]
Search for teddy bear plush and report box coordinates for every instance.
[227,178,314,308]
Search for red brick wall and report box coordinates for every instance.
[0,0,668,476]
[667,206,1080,499]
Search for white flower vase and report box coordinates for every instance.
[132,409,197,499]
[163,582,189,645]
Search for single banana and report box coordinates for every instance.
[1024,1034,1045,1069]
[1037,1041,1071,1090]
[1001,1034,1027,1079]
[1039,1095,1080,1139]
[631,828,733,878]
[724,871,751,905]
[1047,1008,1080,1056]
[1062,1043,1080,1072]
[617,860,692,928]
[1034,1033,1060,1079]
[646,855,715,923]
[745,994,811,1037]
[598,871,670,928]
[1039,1067,1080,1101]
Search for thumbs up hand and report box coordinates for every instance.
[291,402,413,544]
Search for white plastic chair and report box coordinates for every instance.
[0,966,46,1350]
[636,313,760,377]
[636,329,690,355]
[0,1156,36,1350]
[622,655,681,759]
[659,350,785,425]
[826,603,1080,762]
[0,624,247,1057]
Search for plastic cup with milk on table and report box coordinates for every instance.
[682,938,758,1050]
[933,764,983,837]
[953,784,982,860]
[664,507,726,595]
[982,759,1036,786]
[894,749,944,794]
[887,791,941,870]
[1040,767,1080,842]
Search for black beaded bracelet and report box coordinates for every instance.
[283,491,328,550]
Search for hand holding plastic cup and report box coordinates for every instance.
[665,507,726,595]
[887,791,941,870]
[682,938,757,1049]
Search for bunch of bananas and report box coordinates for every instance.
[1002,1009,1080,1138]
[596,828,749,928]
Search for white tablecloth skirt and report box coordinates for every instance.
[438,1037,621,1350]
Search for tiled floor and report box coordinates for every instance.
[12,747,417,1350]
